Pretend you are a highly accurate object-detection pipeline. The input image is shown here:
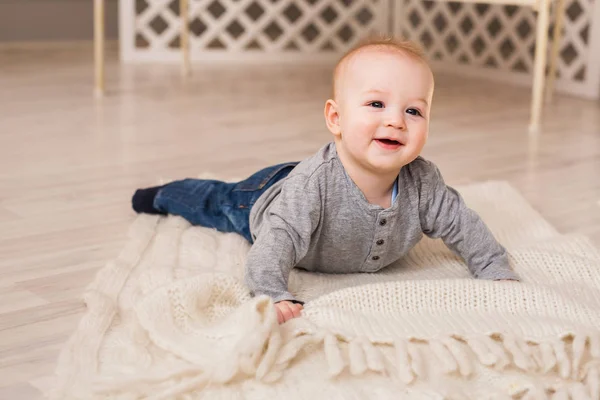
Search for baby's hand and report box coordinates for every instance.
[275,301,303,324]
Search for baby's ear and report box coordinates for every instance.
[324,99,341,138]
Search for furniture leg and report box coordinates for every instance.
[181,0,191,76]
[94,0,105,97]
[545,0,566,102]
[529,0,551,133]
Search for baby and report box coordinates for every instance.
[132,36,519,324]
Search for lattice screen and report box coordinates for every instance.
[121,0,390,61]
[395,0,600,98]
[119,0,600,98]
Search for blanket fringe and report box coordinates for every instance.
[362,337,386,373]
[572,335,587,378]
[504,334,534,371]
[500,357,600,400]
[443,337,473,377]
[431,339,460,374]
[540,342,558,373]
[586,367,599,399]
[394,339,416,383]
[553,340,572,379]
[590,334,600,358]
[262,329,600,398]
[549,387,569,400]
[91,329,600,400]
[324,333,345,376]
[408,342,426,378]
[348,338,367,375]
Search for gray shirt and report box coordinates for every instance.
[246,142,519,303]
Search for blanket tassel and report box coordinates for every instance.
[466,336,497,367]
[442,337,473,377]
[348,338,368,375]
[569,383,591,400]
[589,334,600,359]
[263,332,325,382]
[324,333,345,376]
[430,339,458,374]
[361,338,386,373]
[585,367,599,400]
[540,342,558,374]
[394,340,416,384]
[407,342,426,378]
[550,387,569,400]
[481,335,511,370]
[275,333,323,367]
[572,335,587,379]
[518,385,545,400]
[552,340,572,380]
[503,335,534,372]
[256,330,283,382]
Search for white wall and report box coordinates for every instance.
[0,0,119,42]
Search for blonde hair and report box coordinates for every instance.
[332,35,429,99]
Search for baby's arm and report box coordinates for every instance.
[419,162,519,281]
[244,175,322,318]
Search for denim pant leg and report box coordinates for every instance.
[154,162,298,243]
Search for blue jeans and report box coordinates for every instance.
[154,162,299,243]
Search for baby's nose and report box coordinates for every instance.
[385,111,406,129]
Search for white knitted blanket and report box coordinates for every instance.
[49,181,600,400]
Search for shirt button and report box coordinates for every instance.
[372,256,380,261]
[379,219,387,226]
[376,239,384,245]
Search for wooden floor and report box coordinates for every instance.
[0,42,599,398]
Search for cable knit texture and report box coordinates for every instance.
[49,181,600,400]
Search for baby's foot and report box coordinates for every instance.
[131,186,166,215]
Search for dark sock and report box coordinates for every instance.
[132,185,166,215]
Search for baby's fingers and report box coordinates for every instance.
[279,302,296,322]
[275,306,285,324]
[290,303,303,318]
[275,301,303,324]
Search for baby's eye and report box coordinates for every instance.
[406,108,422,117]
[368,101,384,109]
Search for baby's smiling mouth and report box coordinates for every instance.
[377,138,399,145]
[374,138,404,149]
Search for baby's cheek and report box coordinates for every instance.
[343,123,367,143]
[355,119,379,139]
[411,127,429,147]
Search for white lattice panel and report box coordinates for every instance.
[119,0,600,98]
[395,0,600,98]
[120,0,391,62]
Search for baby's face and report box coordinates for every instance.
[333,48,434,174]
